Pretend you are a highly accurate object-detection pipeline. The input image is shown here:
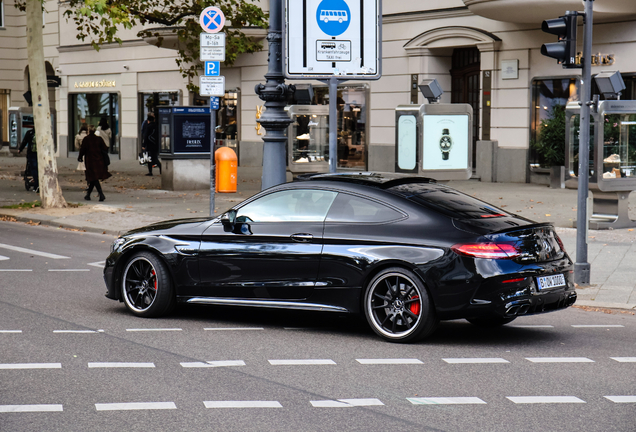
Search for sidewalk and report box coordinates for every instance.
[0,154,634,311]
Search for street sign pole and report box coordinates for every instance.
[328,76,338,173]
[575,0,594,285]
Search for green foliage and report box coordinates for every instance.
[55,0,268,92]
[531,104,566,167]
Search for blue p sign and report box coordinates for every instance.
[205,61,220,76]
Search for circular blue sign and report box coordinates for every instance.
[316,0,351,37]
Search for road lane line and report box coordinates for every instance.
[0,363,61,369]
[0,243,69,259]
[95,402,176,411]
[48,269,90,272]
[88,362,155,368]
[571,325,624,328]
[0,269,32,272]
[0,404,63,412]
[311,398,384,408]
[181,360,246,368]
[604,396,636,403]
[526,357,594,363]
[53,330,98,334]
[443,358,509,364]
[126,328,182,332]
[204,401,282,408]
[408,397,486,405]
[268,359,336,365]
[507,396,585,404]
[356,359,423,365]
[0,255,9,261]
[0,330,22,333]
[87,261,105,268]
[204,327,264,331]
[611,357,636,362]
[510,325,554,328]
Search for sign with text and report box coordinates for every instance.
[285,0,381,79]
[200,76,225,97]
[200,33,226,61]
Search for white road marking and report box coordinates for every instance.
[126,328,182,332]
[269,359,336,365]
[0,269,32,272]
[611,357,636,362]
[408,397,486,405]
[311,398,384,407]
[356,359,423,365]
[87,261,105,268]
[95,402,176,411]
[48,269,90,272]
[511,325,554,328]
[181,360,246,368]
[507,396,585,404]
[0,243,69,259]
[443,358,509,364]
[88,362,155,368]
[0,363,61,369]
[0,404,63,412]
[526,357,594,363]
[0,330,22,333]
[204,401,282,408]
[0,255,9,261]
[204,327,264,331]
[572,324,624,328]
[604,396,636,403]
[53,330,98,334]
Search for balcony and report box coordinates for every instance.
[463,0,636,23]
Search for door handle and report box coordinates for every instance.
[291,233,313,243]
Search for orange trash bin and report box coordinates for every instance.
[215,147,237,193]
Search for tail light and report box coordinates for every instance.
[451,243,520,259]
[555,234,566,253]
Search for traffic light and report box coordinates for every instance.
[541,11,579,68]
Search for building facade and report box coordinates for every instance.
[1,0,635,183]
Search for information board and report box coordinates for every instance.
[285,0,381,79]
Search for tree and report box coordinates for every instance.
[21,0,67,208]
[61,0,269,91]
[531,104,566,167]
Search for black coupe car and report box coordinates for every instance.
[103,173,576,342]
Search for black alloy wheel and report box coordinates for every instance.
[364,267,438,343]
[121,251,175,318]
[466,316,517,327]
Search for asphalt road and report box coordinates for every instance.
[0,221,634,432]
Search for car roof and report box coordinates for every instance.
[295,172,437,190]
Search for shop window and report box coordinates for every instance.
[193,89,240,154]
[69,93,119,154]
[530,78,579,167]
[311,84,368,170]
[139,91,180,150]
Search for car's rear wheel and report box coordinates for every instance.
[121,251,175,318]
[364,267,438,343]
[466,316,517,327]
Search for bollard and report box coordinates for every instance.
[215,147,237,193]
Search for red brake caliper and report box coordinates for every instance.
[409,296,420,315]
[151,269,157,290]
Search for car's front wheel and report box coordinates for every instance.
[121,251,175,318]
[364,267,438,343]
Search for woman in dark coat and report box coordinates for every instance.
[78,125,111,201]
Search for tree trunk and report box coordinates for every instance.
[25,0,66,208]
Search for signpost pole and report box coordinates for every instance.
[209,103,216,216]
[328,76,338,173]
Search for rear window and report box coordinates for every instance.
[392,184,511,220]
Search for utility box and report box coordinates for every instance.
[395,103,473,180]
[8,107,57,153]
[157,106,213,158]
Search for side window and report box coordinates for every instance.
[326,193,403,223]
[236,189,337,222]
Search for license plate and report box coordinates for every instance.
[536,274,566,290]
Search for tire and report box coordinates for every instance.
[364,267,438,343]
[466,316,517,327]
[121,251,175,318]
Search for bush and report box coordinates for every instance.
[531,104,566,167]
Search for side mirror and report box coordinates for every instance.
[221,209,237,231]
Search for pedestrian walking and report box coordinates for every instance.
[142,113,161,176]
[18,127,39,192]
[96,117,112,148]
[78,125,111,201]
[74,124,88,151]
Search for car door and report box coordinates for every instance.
[198,188,337,300]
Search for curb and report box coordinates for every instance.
[0,212,119,237]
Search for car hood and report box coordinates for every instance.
[123,217,212,237]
